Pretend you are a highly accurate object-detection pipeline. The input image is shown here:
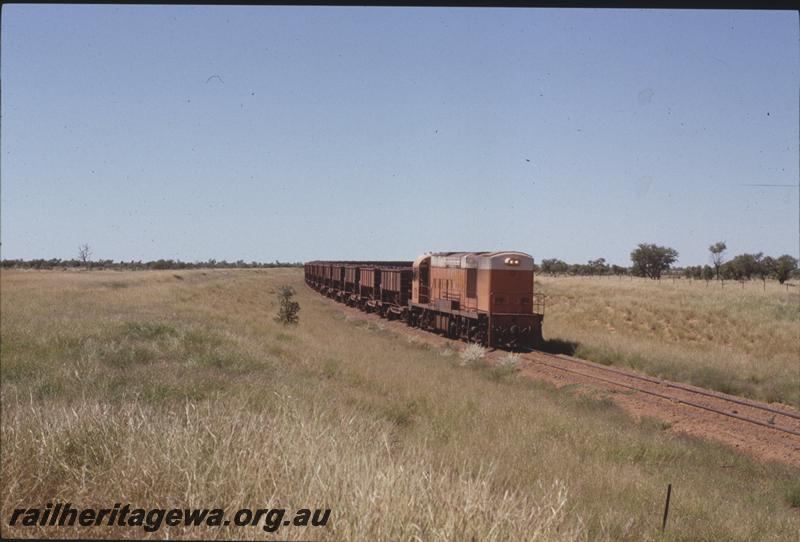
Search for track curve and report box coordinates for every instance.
[521,350,800,438]
[315,292,800,467]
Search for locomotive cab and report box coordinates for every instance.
[484,252,535,314]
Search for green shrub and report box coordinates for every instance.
[274,286,300,325]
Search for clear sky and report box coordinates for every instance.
[2,6,798,266]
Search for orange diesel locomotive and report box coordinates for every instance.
[304,251,544,349]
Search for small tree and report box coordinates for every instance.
[752,254,770,289]
[78,244,92,268]
[540,258,568,276]
[630,243,679,280]
[274,286,300,325]
[587,258,608,276]
[702,264,714,283]
[728,253,763,281]
[611,264,628,276]
[772,255,798,284]
[720,260,744,283]
[709,241,727,280]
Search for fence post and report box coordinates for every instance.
[661,483,672,532]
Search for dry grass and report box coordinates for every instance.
[459,343,488,366]
[536,276,800,407]
[1,268,799,540]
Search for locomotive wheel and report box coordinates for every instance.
[447,319,458,339]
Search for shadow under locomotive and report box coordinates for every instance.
[304,252,545,350]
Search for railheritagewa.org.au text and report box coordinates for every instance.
[9,502,331,533]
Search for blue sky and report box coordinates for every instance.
[2,6,797,265]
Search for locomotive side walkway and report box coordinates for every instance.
[314,290,800,469]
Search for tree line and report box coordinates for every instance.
[3,241,798,284]
[537,241,798,284]
[1,258,303,270]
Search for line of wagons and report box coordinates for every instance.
[304,251,545,349]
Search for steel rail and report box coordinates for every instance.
[547,353,800,421]
[531,351,800,421]
[521,354,800,438]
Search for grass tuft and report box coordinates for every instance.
[459,343,487,366]
[786,484,800,508]
[122,321,178,340]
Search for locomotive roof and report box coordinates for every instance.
[427,251,530,258]
[414,251,534,270]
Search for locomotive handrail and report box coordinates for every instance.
[442,291,461,302]
[532,292,546,315]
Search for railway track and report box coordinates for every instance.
[319,293,800,466]
[521,349,800,438]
